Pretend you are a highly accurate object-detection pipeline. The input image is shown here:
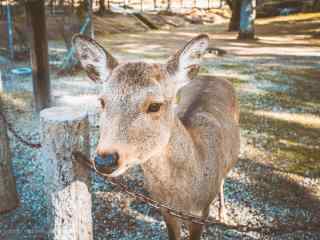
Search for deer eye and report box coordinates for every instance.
[98,97,106,109]
[147,103,162,113]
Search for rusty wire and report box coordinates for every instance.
[72,151,320,235]
[1,110,320,235]
[0,110,42,149]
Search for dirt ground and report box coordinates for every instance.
[0,13,320,239]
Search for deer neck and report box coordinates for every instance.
[167,116,198,165]
[141,115,205,210]
[143,115,200,176]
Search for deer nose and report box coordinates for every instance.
[94,152,119,173]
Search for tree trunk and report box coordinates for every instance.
[25,0,51,112]
[153,0,157,9]
[87,0,94,39]
[229,0,242,31]
[0,103,19,214]
[140,0,143,11]
[99,0,106,13]
[313,0,320,9]
[238,0,256,40]
[40,107,92,240]
[167,0,171,11]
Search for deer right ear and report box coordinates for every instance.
[166,34,209,93]
[72,34,118,83]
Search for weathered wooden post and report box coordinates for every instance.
[40,107,92,240]
[0,103,19,213]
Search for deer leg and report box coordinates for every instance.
[189,223,204,240]
[188,206,209,240]
[219,179,225,222]
[162,210,181,240]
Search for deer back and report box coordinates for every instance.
[177,75,240,177]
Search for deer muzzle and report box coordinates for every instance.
[94,152,119,174]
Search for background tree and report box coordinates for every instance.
[313,0,320,10]
[167,0,171,11]
[25,0,51,111]
[238,0,256,39]
[98,0,107,13]
[227,0,242,31]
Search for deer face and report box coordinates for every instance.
[73,34,208,176]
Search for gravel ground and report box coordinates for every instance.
[1,16,320,240]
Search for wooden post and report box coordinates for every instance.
[25,0,51,112]
[0,102,19,213]
[40,107,92,240]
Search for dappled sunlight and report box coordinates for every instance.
[278,139,319,151]
[0,92,33,111]
[228,42,252,47]
[54,79,93,88]
[256,13,320,25]
[254,110,320,129]
[241,108,320,178]
[175,31,200,37]
[257,36,313,45]
[114,43,146,49]
[223,45,320,57]
[124,48,167,57]
[54,94,98,108]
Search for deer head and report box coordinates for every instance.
[73,34,209,177]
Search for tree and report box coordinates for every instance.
[0,103,19,213]
[238,0,256,40]
[313,0,320,10]
[98,0,106,13]
[167,0,171,11]
[228,0,242,31]
[25,0,51,111]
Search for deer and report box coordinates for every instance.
[73,33,240,240]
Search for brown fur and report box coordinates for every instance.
[73,34,240,240]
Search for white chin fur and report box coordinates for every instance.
[109,157,143,177]
[109,167,128,177]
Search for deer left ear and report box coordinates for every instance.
[166,34,209,91]
[72,34,118,83]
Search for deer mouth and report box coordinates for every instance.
[72,151,125,177]
[72,150,142,177]
[93,154,119,174]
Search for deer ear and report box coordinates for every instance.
[166,34,209,90]
[72,34,118,83]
